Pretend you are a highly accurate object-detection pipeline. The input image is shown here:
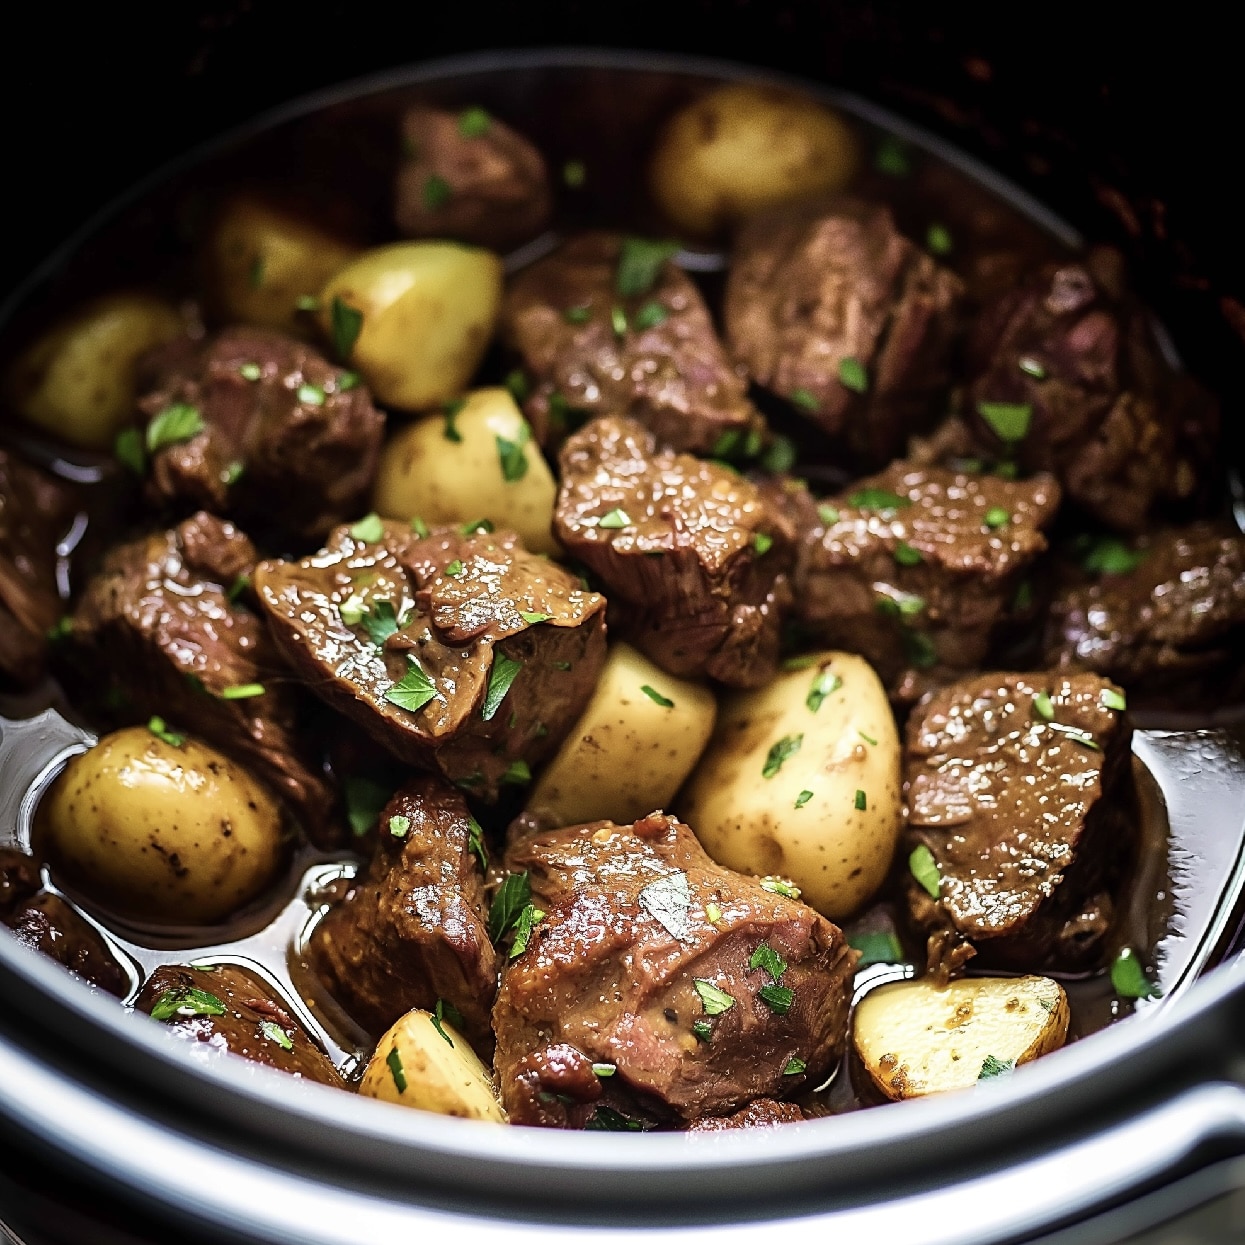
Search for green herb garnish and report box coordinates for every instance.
[423,174,452,210]
[297,383,325,407]
[501,759,531,785]
[983,506,1010,530]
[444,559,464,577]
[114,427,146,474]
[611,305,628,336]
[150,987,226,1021]
[592,1063,617,1077]
[597,508,630,529]
[1033,691,1056,721]
[457,106,491,137]
[926,223,953,255]
[759,434,797,474]
[762,733,803,779]
[616,237,679,298]
[633,300,668,331]
[389,815,410,839]
[220,683,265,700]
[978,1055,1015,1080]
[260,1020,293,1051]
[410,516,430,538]
[496,425,531,482]
[848,929,904,968]
[790,388,820,413]
[147,717,185,748]
[488,872,532,943]
[692,1019,713,1043]
[519,610,550,625]
[894,540,923,566]
[806,668,843,712]
[909,844,940,898]
[794,790,814,810]
[344,776,389,837]
[838,357,868,393]
[384,654,438,714]
[1101,688,1127,712]
[875,135,910,176]
[563,305,592,325]
[1018,356,1047,379]
[509,903,545,958]
[460,518,494,535]
[295,295,320,312]
[467,815,488,872]
[693,979,736,1015]
[349,513,384,542]
[753,532,774,556]
[431,998,464,1045]
[1082,538,1145,576]
[585,1106,647,1132]
[758,983,794,1015]
[1111,947,1158,1000]
[482,653,522,721]
[387,1047,407,1092]
[330,296,363,361]
[849,488,911,513]
[505,369,530,403]
[854,788,867,810]
[760,877,801,899]
[817,504,840,526]
[749,943,787,981]
[640,684,674,708]
[146,403,205,454]
[977,401,1033,443]
[783,1057,807,1076]
[239,362,261,382]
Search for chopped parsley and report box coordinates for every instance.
[894,540,922,566]
[410,516,430,538]
[150,986,226,1021]
[338,371,360,391]
[592,1063,617,1078]
[563,305,592,325]
[496,425,531,482]
[443,399,465,442]
[260,1020,293,1051]
[147,716,185,748]
[783,1057,807,1076]
[501,759,531,785]
[1018,356,1047,379]
[488,872,532,943]
[457,106,491,137]
[220,683,265,700]
[848,929,904,967]
[114,427,146,474]
[387,1046,407,1092]
[875,135,910,176]
[926,223,953,255]
[482,653,522,721]
[1101,688,1127,712]
[615,237,679,298]
[760,434,798,474]
[633,300,668,331]
[858,731,878,746]
[909,844,941,898]
[339,594,366,626]
[640,684,674,708]
[903,629,938,670]
[757,983,794,1015]
[753,532,774,556]
[295,295,320,312]
[782,654,821,671]
[983,506,1010,530]
[849,488,910,513]
[693,979,735,1015]
[431,998,464,1045]
[349,513,384,542]
[444,559,464,577]
[330,297,363,361]
[790,387,820,413]
[146,403,205,454]
[47,616,73,643]
[762,733,803,779]
[384,654,438,714]
[223,460,245,486]
[239,362,262,382]
[467,815,488,872]
[978,1055,1015,1080]
[611,305,628,336]
[518,611,550,626]
[344,776,390,837]
[1111,947,1158,999]
[1081,537,1145,576]
[817,504,840,526]
[692,1019,713,1043]
[977,401,1033,443]
[460,518,494,535]
[838,357,868,393]
[806,668,843,712]
[562,159,586,188]
[505,369,531,403]
[423,174,452,210]
[749,943,787,981]
[854,788,867,810]
[1033,691,1056,721]
[794,790,814,809]
[760,876,801,900]
[297,383,325,407]
[509,903,545,958]
[704,902,723,924]
[389,814,410,839]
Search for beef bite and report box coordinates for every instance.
[903,671,1133,978]
[501,232,763,456]
[686,1099,805,1131]
[255,521,606,800]
[725,196,963,466]
[493,812,855,1129]
[63,511,337,842]
[136,962,343,1086]
[770,462,1060,702]
[965,249,1217,533]
[137,327,385,543]
[1044,524,1245,701]
[309,776,497,1045]
[555,416,792,687]
[393,104,552,252]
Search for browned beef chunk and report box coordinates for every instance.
[1044,524,1245,699]
[493,812,855,1128]
[770,463,1059,702]
[555,416,792,687]
[686,1098,804,1131]
[903,671,1133,978]
[1,848,127,995]
[502,232,763,455]
[393,105,552,251]
[965,249,1217,532]
[724,197,963,465]
[64,512,337,842]
[255,521,606,800]
[309,776,497,1044]
[136,963,343,1085]
[0,448,79,686]
[138,328,384,542]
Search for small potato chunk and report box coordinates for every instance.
[40,726,284,926]
[680,651,901,921]
[318,242,503,411]
[527,643,716,829]
[373,386,557,555]
[359,1008,506,1122]
[649,84,859,238]
[5,293,182,449]
[854,975,1070,1100]
[202,197,357,337]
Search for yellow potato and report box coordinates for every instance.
[854,975,1070,1101]
[202,197,357,336]
[40,725,284,926]
[680,651,900,921]
[527,643,716,829]
[5,292,182,449]
[359,1008,506,1122]
[373,387,557,555]
[318,242,503,411]
[649,83,859,238]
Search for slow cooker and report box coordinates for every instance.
[4,8,1245,1243]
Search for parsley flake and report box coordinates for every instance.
[858,730,878,745]
[330,297,363,361]
[758,983,794,1015]
[482,653,522,721]
[894,540,923,566]
[1082,538,1145,576]
[611,305,628,336]
[783,1057,807,1076]
[854,788,868,810]
[260,1020,293,1051]
[1111,947,1158,1000]
[489,872,532,943]
[147,717,185,748]
[339,594,366,626]
[496,425,531,482]
[457,106,491,137]
[616,238,679,298]
[344,776,389,837]
[760,434,797,473]
[790,387,820,413]
[875,135,910,176]
[423,174,452,210]
[509,903,545,958]
[597,508,630,529]
[146,403,205,454]
[444,559,464,576]
[563,305,591,325]
[297,383,325,407]
[806,669,843,712]
[749,943,787,981]
[338,371,360,391]
[760,876,801,900]
[794,789,814,810]
[1101,687,1127,712]
[442,399,465,441]
[410,516,430,538]
[633,300,668,330]
[692,1019,713,1043]
[387,1046,407,1092]
[693,979,735,1016]
[762,733,803,779]
[1019,356,1047,379]
[978,1055,1015,1080]
[431,998,464,1045]
[460,518,494,535]
[984,506,1010,529]
[926,223,953,255]
[838,357,868,393]
[501,759,531,785]
[467,815,488,872]
[977,401,1033,442]
[349,513,384,542]
[389,815,410,839]
[239,362,261,381]
[848,929,905,967]
[817,504,840,525]
[1033,691,1055,721]
[849,487,910,513]
[640,684,674,708]
[384,654,438,714]
[220,683,265,700]
[114,427,146,474]
[505,369,530,403]
[592,1063,617,1078]
[150,986,226,1021]
[909,844,941,898]
[753,532,774,556]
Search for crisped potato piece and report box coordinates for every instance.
[359,1007,507,1122]
[854,974,1070,1101]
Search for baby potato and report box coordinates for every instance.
[854,975,1070,1101]
[680,651,900,921]
[317,242,503,411]
[527,643,716,829]
[202,196,358,336]
[649,83,859,238]
[359,1007,506,1122]
[373,386,557,555]
[40,725,284,926]
[5,292,182,449]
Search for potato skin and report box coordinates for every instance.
[527,643,716,829]
[680,651,901,920]
[5,293,183,449]
[373,387,558,554]
[318,242,503,411]
[649,84,859,238]
[202,197,357,337]
[40,726,285,926]
[359,1008,507,1122]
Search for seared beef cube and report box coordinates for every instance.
[1044,524,1245,699]
[65,511,336,842]
[1,848,127,995]
[725,197,963,465]
[903,671,1133,977]
[138,328,384,542]
[309,776,497,1044]
[394,104,552,251]
[0,449,80,686]
[555,416,792,687]
[136,963,343,1086]
[255,522,606,800]
[493,812,855,1128]
[502,232,762,455]
[772,463,1059,702]
[686,1099,804,1131]
[965,250,1216,532]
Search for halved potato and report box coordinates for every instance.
[854,975,1070,1101]
[526,642,716,829]
[358,1007,506,1122]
